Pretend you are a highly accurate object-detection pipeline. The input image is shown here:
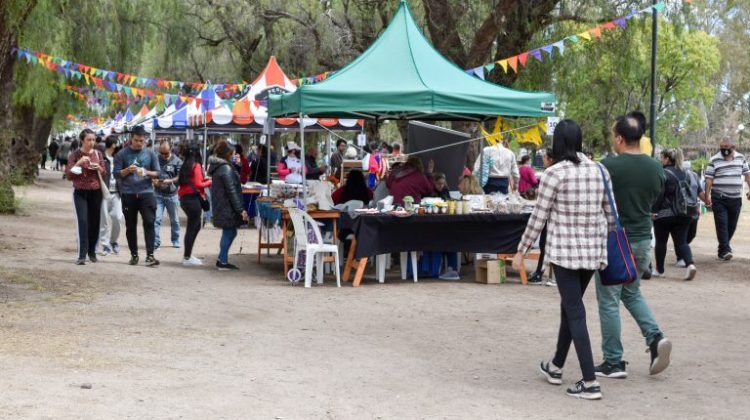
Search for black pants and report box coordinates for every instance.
[180,195,203,259]
[121,193,157,257]
[712,195,742,255]
[73,189,103,260]
[654,216,693,272]
[551,265,596,382]
[675,217,699,261]
[535,225,547,275]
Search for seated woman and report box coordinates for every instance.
[277,142,304,184]
[386,156,433,206]
[332,170,373,205]
[518,155,539,200]
[431,172,451,200]
[458,174,484,196]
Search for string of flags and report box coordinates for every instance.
[482,117,548,147]
[465,2,666,79]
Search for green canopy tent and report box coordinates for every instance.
[267,0,556,200]
[268,0,556,121]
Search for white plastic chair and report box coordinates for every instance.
[288,208,341,288]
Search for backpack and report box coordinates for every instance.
[666,168,698,217]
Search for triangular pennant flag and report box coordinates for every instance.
[473,66,485,80]
[84,74,90,84]
[541,45,554,56]
[590,26,602,38]
[652,2,665,12]
[507,56,519,73]
[518,52,529,67]
[614,17,627,28]
[497,59,509,73]
[484,63,496,73]
[601,21,617,30]
[553,41,566,55]
[579,31,592,41]
[530,49,543,62]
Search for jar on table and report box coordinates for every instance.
[463,200,471,214]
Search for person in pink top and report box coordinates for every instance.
[178,146,212,266]
[518,155,539,198]
[67,128,106,265]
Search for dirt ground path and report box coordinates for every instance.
[1,170,749,419]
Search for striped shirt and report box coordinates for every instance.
[705,152,750,198]
[518,154,616,271]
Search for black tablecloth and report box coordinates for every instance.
[351,213,530,259]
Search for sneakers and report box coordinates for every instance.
[76,258,86,265]
[438,268,460,280]
[539,361,563,385]
[216,261,239,271]
[566,380,602,400]
[684,264,697,281]
[88,253,98,263]
[594,361,628,379]
[100,246,111,257]
[129,255,139,266]
[527,271,543,285]
[648,334,672,375]
[650,270,664,278]
[111,243,120,255]
[172,241,181,249]
[182,256,203,267]
[545,278,557,287]
[719,252,733,261]
[145,255,160,267]
[675,259,686,268]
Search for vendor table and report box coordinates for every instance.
[342,213,530,287]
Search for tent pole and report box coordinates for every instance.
[300,115,307,205]
[203,113,208,169]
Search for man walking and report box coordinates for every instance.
[704,138,750,260]
[154,139,182,250]
[113,126,161,266]
[595,115,672,379]
[473,141,520,194]
[98,136,124,256]
[48,139,59,171]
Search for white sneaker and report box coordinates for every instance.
[182,256,203,267]
[545,279,557,287]
[675,259,686,268]
[684,264,697,281]
[439,269,460,280]
[651,270,664,278]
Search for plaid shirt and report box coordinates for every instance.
[518,155,616,271]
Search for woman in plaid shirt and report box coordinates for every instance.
[513,120,615,400]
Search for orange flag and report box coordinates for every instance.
[590,26,603,38]
[507,56,519,73]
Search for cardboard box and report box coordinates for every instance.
[475,259,507,284]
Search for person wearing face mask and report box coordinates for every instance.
[704,138,750,261]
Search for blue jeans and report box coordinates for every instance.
[483,177,509,194]
[155,194,180,247]
[711,195,742,255]
[595,239,662,364]
[218,228,238,264]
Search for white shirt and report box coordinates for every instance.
[285,156,303,184]
[473,144,520,180]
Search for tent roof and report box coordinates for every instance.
[248,56,297,100]
[268,0,555,121]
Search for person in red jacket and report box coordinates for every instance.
[386,156,434,206]
[234,144,251,184]
[67,128,107,265]
[178,146,212,266]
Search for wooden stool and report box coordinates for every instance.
[496,252,541,285]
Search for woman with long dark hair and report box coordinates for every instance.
[332,169,373,205]
[177,146,212,266]
[513,119,615,400]
[67,128,106,265]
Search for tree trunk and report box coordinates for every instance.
[0,9,17,213]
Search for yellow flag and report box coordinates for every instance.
[497,59,509,73]
[579,31,592,41]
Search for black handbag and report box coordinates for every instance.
[189,184,210,211]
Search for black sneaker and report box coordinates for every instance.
[145,255,160,267]
[566,380,602,400]
[719,252,733,261]
[88,253,98,263]
[76,258,86,265]
[648,334,672,375]
[527,272,543,285]
[539,361,562,385]
[594,361,628,379]
[129,255,139,266]
[216,261,239,271]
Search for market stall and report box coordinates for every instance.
[267,0,556,286]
